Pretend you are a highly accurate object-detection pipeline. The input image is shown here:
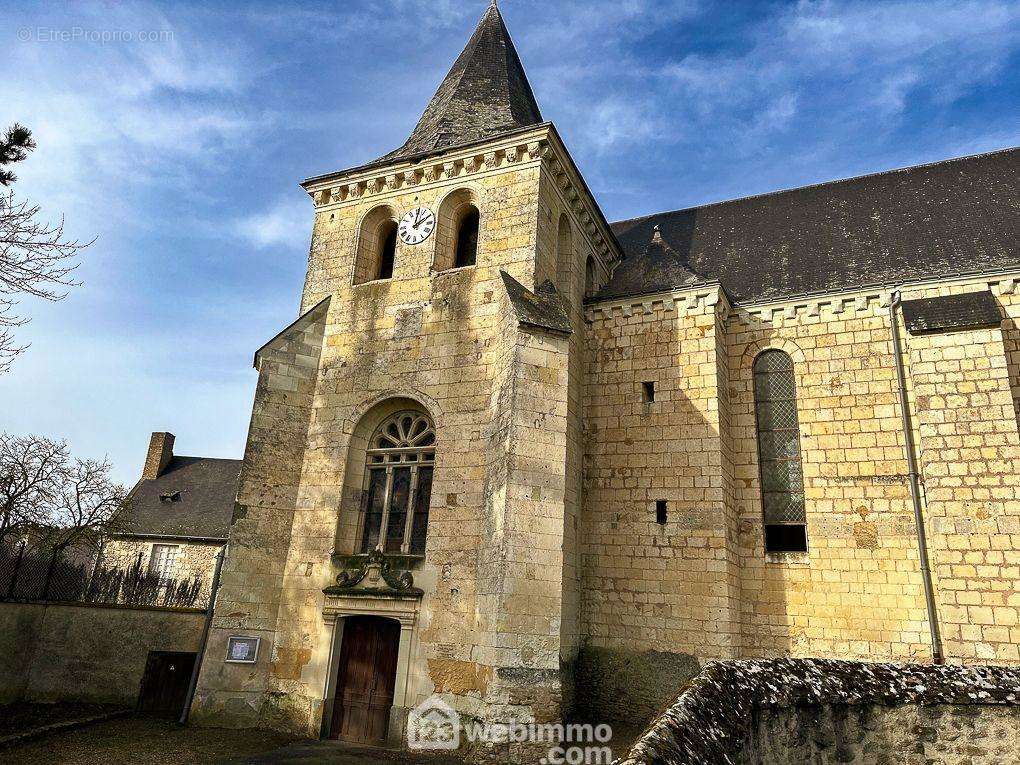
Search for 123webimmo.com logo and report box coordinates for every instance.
[407,696,460,750]
[407,696,613,763]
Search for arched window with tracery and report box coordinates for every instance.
[359,410,435,555]
[753,350,808,552]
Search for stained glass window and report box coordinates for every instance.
[753,350,808,552]
[359,411,435,555]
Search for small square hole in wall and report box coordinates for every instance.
[655,499,667,525]
[642,381,655,403]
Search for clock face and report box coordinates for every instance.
[398,206,436,246]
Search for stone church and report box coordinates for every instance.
[185,2,1020,755]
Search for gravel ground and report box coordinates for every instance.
[0,702,123,738]
[2,717,301,765]
[2,714,641,764]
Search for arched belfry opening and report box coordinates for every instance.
[584,255,597,298]
[454,207,479,268]
[434,188,481,272]
[354,205,399,284]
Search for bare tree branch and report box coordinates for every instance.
[51,456,126,550]
[0,433,69,543]
[0,433,125,552]
[0,121,92,373]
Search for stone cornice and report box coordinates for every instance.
[585,269,1020,328]
[301,126,551,202]
[730,269,1020,327]
[539,126,624,274]
[585,282,724,322]
[301,125,623,276]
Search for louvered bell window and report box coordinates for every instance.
[753,350,808,552]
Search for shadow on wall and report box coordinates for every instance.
[576,312,792,733]
[998,313,1020,435]
[731,324,808,662]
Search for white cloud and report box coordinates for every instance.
[2,1,258,242]
[651,0,1020,149]
[232,195,311,250]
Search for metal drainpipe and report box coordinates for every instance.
[179,545,226,724]
[888,291,944,664]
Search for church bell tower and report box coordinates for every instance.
[191,5,621,758]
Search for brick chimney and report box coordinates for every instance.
[142,432,175,479]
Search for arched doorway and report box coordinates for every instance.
[329,615,401,743]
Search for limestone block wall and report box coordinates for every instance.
[103,536,221,597]
[580,286,740,722]
[534,169,596,710]
[288,150,555,737]
[902,285,1020,664]
[193,129,613,743]
[728,278,1020,664]
[190,300,328,730]
[0,601,203,705]
[727,293,932,661]
[581,274,1020,720]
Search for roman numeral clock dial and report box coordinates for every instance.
[398,206,436,246]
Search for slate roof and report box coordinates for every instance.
[500,271,572,335]
[111,457,241,541]
[902,291,1002,335]
[602,147,1020,304]
[371,3,542,168]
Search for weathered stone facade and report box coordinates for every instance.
[621,659,1020,765]
[182,4,1020,760]
[0,601,204,705]
[579,277,1020,724]
[102,536,221,596]
[189,126,612,760]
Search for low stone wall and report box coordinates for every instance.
[619,659,1020,765]
[575,646,700,727]
[0,600,205,706]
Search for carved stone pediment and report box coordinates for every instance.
[324,549,423,598]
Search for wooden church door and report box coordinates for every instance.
[330,615,401,743]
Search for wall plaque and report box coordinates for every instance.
[225,635,260,664]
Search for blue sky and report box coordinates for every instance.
[2,0,1018,486]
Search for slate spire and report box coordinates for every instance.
[376,3,543,165]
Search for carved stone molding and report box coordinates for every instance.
[324,548,422,598]
[306,133,623,271]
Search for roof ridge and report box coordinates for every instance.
[612,145,1020,227]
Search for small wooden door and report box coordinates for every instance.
[330,616,401,743]
[137,651,196,717]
